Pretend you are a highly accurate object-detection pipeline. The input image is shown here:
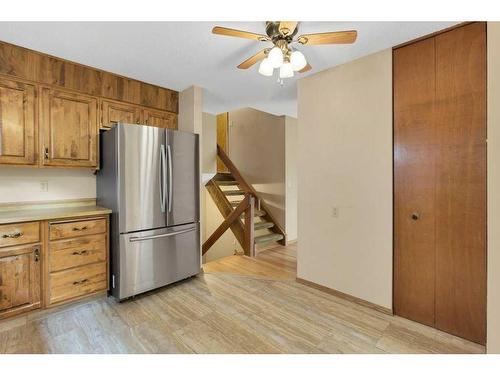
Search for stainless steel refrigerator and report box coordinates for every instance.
[97,123,200,300]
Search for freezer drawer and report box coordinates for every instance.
[115,223,200,299]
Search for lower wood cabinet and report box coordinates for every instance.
[0,215,109,319]
[0,222,41,319]
[46,217,108,307]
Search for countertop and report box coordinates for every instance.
[0,199,111,225]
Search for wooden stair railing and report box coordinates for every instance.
[202,193,255,256]
[202,145,286,257]
[216,145,286,245]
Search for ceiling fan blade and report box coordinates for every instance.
[237,49,269,69]
[297,30,357,45]
[212,26,270,41]
[279,21,298,36]
[299,63,312,73]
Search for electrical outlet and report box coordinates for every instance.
[40,181,49,192]
[331,206,339,218]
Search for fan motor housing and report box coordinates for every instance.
[266,21,298,44]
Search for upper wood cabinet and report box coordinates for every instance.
[0,77,37,165]
[40,87,98,168]
[143,108,177,129]
[101,99,141,129]
[0,244,41,318]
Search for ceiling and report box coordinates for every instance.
[0,22,456,117]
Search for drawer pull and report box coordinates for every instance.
[72,250,89,256]
[73,278,89,286]
[1,231,23,239]
[72,226,88,232]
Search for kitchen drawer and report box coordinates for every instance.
[0,222,40,248]
[50,234,106,272]
[49,218,106,240]
[49,262,107,305]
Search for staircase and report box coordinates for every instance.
[203,145,286,257]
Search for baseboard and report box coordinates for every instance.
[296,277,393,316]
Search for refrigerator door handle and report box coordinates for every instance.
[159,144,166,212]
[129,227,196,242]
[167,144,173,213]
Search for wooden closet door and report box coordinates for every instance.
[393,37,437,327]
[434,22,486,344]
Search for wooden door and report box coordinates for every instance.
[40,87,98,167]
[216,112,229,173]
[0,77,37,165]
[143,108,177,129]
[393,37,437,327]
[0,245,41,316]
[101,99,141,129]
[433,22,487,344]
[393,23,486,344]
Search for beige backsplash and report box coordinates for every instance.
[0,167,96,204]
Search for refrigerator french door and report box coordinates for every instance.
[97,123,200,300]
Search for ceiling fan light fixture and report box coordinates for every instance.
[258,58,274,77]
[279,62,294,79]
[290,50,307,71]
[268,46,284,68]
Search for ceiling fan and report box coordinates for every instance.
[212,22,357,80]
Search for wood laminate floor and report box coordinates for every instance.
[0,244,484,354]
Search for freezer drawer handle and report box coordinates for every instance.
[129,227,196,242]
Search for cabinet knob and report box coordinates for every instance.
[411,212,420,221]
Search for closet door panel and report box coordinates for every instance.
[393,37,437,326]
[434,22,486,344]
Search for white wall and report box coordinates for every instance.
[487,21,500,354]
[0,167,96,204]
[285,116,298,242]
[297,49,393,310]
[228,108,286,230]
[202,112,217,175]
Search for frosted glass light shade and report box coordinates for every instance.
[290,50,307,71]
[279,62,294,79]
[258,58,273,76]
[268,47,284,68]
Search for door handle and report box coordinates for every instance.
[167,144,173,213]
[34,246,40,262]
[159,144,166,213]
[411,212,420,221]
[129,227,196,242]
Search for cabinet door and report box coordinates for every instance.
[0,245,41,315]
[0,78,36,165]
[101,99,141,129]
[40,87,98,167]
[143,108,177,129]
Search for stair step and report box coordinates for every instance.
[223,190,244,196]
[216,180,239,186]
[254,221,275,230]
[254,233,284,244]
[241,209,266,217]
